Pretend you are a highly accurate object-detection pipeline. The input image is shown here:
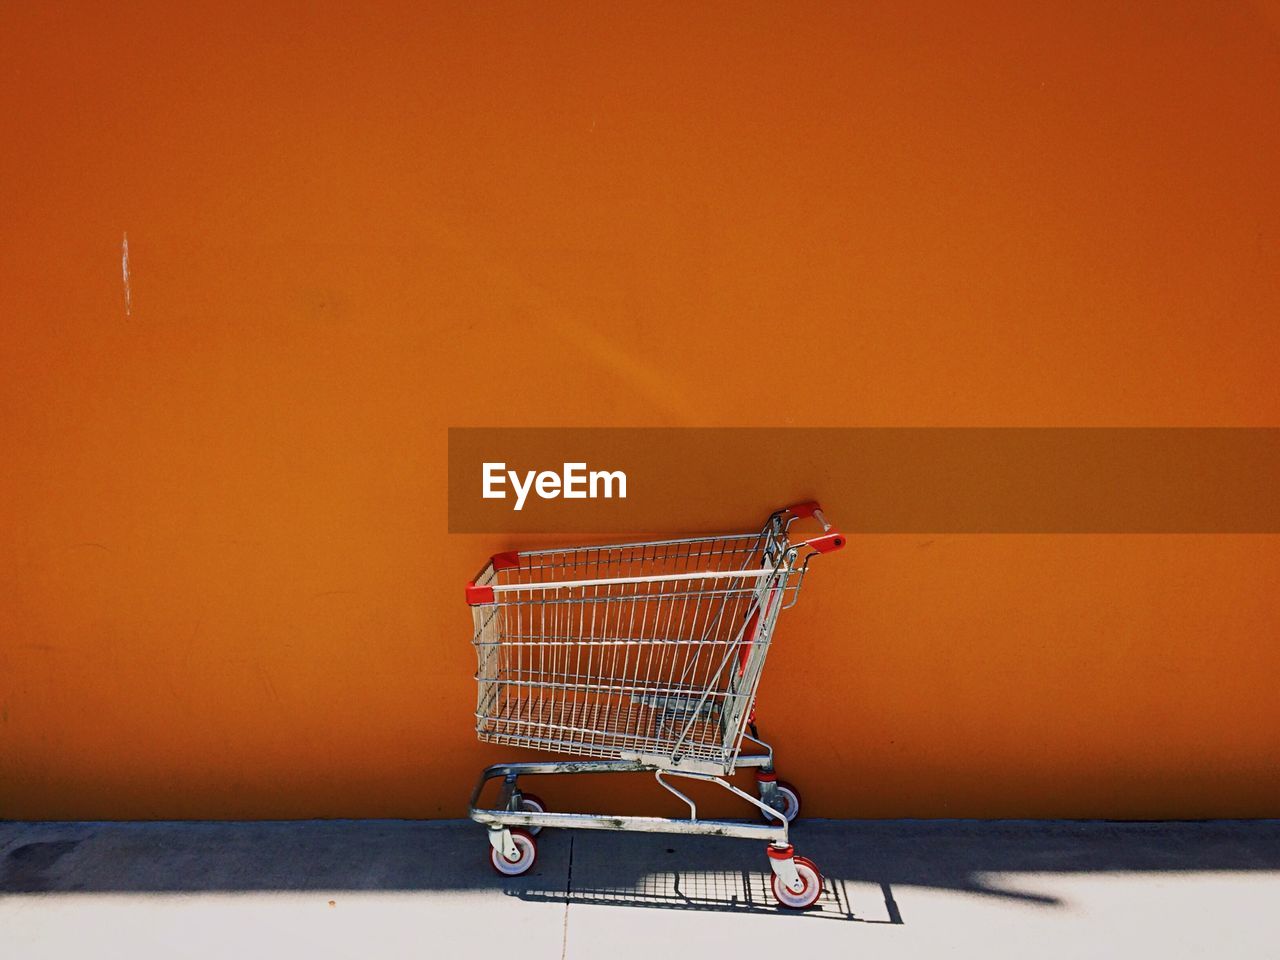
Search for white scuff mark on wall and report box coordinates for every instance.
[121,232,132,318]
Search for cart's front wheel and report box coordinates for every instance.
[518,793,547,835]
[489,829,537,877]
[770,855,823,909]
[760,780,802,823]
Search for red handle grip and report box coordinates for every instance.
[782,501,845,553]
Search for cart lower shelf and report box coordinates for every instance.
[468,756,824,910]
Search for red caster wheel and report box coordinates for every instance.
[518,793,547,835]
[759,779,802,823]
[770,854,823,909]
[488,828,537,877]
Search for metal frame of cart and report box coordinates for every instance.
[465,501,845,909]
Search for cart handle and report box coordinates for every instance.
[781,500,845,554]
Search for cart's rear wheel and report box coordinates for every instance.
[770,855,823,909]
[760,780,802,823]
[489,829,537,877]
[518,793,547,835]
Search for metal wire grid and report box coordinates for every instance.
[472,522,800,772]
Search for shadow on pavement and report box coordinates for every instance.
[3,818,1279,922]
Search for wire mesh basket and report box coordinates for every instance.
[467,505,843,774]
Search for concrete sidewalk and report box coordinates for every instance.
[2,819,1278,958]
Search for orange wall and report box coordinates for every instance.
[2,1,1279,819]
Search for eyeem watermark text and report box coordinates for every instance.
[482,462,628,511]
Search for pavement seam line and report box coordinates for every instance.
[560,834,574,960]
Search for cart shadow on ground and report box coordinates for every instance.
[3,818,1279,924]
[502,830,903,922]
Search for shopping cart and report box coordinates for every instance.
[465,501,845,909]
